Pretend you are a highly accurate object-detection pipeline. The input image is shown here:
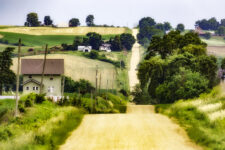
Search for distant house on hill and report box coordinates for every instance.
[21,59,64,97]
[195,26,206,36]
[100,44,111,52]
[78,46,92,52]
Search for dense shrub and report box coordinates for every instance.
[88,51,99,59]
[25,99,32,107]
[155,68,209,103]
[18,104,25,113]
[35,94,46,104]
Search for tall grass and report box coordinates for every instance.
[0,100,84,150]
[156,87,225,150]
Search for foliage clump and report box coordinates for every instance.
[136,31,218,104]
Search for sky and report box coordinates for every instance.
[0,0,225,29]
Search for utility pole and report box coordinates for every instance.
[95,65,98,106]
[99,73,101,94]
[40,44,48,94]
[61,75,65,97]
[15,38,21,117]
[112,72,114,94]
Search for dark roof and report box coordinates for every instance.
[21,59,64,75]
[23,79,41,86]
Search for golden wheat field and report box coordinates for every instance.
[11,54,117,89]
[0,27,129,35]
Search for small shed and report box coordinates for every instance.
[100,44,111,52]
[78,46,92,52]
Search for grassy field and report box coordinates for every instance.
[0,26,131,35]
[101,51,131,90]
[155,84,225,150]
[201,36,225,46]
[0,32,116,47]
[11,53,117,89]
[0,99,84,150]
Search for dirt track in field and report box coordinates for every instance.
[60,105,202,150]
[207,46,225,56]
[128,29,140,91]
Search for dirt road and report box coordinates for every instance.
[129,29,140,91]
[60,105,201,150]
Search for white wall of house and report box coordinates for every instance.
[23,75,62,96]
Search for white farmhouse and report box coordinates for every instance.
[100,44,111,52]
[78,46,92,52]
[21,59,64,97]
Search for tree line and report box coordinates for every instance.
[62,32,135,51]
[133,30,219,104]
[196,17,225,36]
[137,17,186,48]
[24,12,114,27]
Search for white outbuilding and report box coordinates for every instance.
[78,46,92,52]
[100,44,111,52]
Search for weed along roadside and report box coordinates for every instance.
[0,90,128,150]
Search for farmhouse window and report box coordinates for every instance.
[33,87,35,90]
[48,86,54,93]
[29,75,32,78]
[50,77,53,80]
[26,87,29,90]
[36,87,38,90]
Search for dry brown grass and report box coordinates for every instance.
[0,34,3,38]
[207,46,225,56]
[11,54,117,89]
[0,27,128,36]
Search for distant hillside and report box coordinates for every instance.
[0,26,131,35]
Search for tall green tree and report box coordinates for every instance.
[176,23,185,32]
[221,58,225,69]
[86,32,102,50]
[163,22,172,31]
[44,16,53,26]
[69,18,80,27]
[139,17,156,29]
[25,12,40,27]
[216,26,225,36]
[120,33,135,50]
[86,15,95,27]
[110,35,122,51]
[0,47,16,95]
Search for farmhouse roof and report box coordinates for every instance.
[21,59,64,75]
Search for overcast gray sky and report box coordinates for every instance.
[0,0,225,29]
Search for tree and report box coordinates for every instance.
[110,35,122,51]
[163,22,172,31]
[179,44,206,56]
[69,18,80,27]
[176,23,185,32]
[216,26,225,36]
[120,33,136,50]
[221,19,225,27]
[25,12,40,27]
[139,17,156,29]
[86,32,102,50]
[203,32,211,39]
[0,47,16,95]
[221,58,225,69]
[195,17,220,30]
[155,68,208,103]
[137,26,164,46]
[44,16,53,26]
[86,15,95,27]
[196,55,218,88]
[73,36,83,50]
